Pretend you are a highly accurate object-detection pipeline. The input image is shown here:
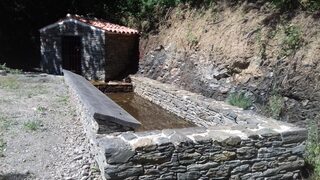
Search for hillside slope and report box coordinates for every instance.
[139,2,320,126]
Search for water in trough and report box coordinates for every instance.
[107,93,195,131]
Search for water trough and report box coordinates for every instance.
[63,70,307,180]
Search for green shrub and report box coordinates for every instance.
[0,63,22,74]
[301,0,320,11]
[267,95,283,119]
[270,0,300,11]
[270,0,320,12]
[280,25,302,57]
[121,0,218,31]
[227,92,253,110]
[306,118,320,179]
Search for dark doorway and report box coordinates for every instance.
[62,36,82,74]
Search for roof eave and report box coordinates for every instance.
[39,17,106,33]
[105,31,140,36]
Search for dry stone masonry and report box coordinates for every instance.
[64,71,307,180]
[101,126,306,180]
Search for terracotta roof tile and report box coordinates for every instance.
[68,14,139,35]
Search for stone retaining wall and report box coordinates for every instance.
[131,76,292,128]
[101,125,306,180]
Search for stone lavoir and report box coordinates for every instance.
[64,70,307,180]
[40,14,139,81]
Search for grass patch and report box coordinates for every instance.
[33,85,48,95]
[23,120,41,131]
[0,116,12,131]
[267,95,284,119]
[186,26,199,48]
[0,77,19,89]
[227,92,253,110]
[25,85,49,98]
[36,106,47,113]
[306,118,320,179]
[0,138,6,157]
[57,95,69,105]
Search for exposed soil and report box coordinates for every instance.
[0,74,101,179]
[139,2,320,127]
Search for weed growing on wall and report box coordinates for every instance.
[227,92,253,110]
[267,95,283,119]
[306,117,320,179]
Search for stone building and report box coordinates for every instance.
[40,14,139,81]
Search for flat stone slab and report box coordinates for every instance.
[63,70,141,129]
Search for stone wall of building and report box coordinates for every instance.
[40,18,106,80]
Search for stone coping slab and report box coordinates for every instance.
[63,70,141,129]
[109,125,307,151]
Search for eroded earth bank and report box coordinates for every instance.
[139,1,320,127]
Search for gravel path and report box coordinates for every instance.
[0,74,101,180]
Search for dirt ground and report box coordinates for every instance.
[0,73,100,180]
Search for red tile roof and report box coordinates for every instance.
[68,14,139,35]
